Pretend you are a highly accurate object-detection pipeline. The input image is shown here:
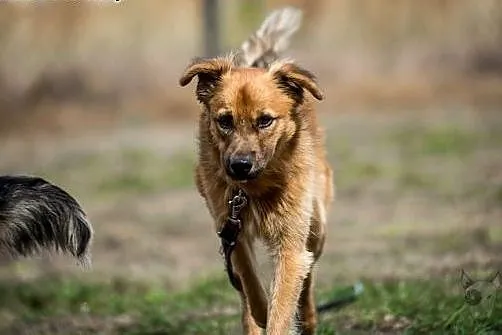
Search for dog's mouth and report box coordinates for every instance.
[226,169,261,182]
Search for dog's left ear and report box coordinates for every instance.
[489,271,501,289]
[179,57,232,104]
[269,61,324,103]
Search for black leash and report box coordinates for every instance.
[316,281,365,313]
[217,189,363,313]
[217,189,247,292]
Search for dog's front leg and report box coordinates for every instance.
[231,236,269,332]
[267,246,313,335]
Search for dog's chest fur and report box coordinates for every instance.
[195,115,329,249]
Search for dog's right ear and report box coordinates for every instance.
[179,57,232,104]
[461,269,475,289]
[489,271,501,289]
[269,60,324,105]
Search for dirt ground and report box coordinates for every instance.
[1,103,501,291]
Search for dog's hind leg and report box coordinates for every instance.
[297,272,317,335]
[297,215,326,335]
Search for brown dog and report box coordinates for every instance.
[180,7,333,335]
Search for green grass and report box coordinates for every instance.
[326,116,502,204]
[1,275,501,335]
[96,150,195,195]
[389,125,479,157]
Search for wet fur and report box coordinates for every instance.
[180,7,333,335]
[0,175,93,267]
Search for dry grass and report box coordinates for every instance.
[1,1,501,283]
[1,107,501,334]
[1,107,501,282]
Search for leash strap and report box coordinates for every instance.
[217,189,247,291]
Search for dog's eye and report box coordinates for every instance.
[257,115,275,129]
[216,114,234,131]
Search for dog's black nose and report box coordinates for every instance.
[228,155,253,180]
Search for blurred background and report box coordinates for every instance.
[1,0,502,135]
[0,1,501,334]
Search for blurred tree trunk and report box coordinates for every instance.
[237,0,266,33]
[203,0,220,57]
[221,0,265,50]
[203,0,266,55]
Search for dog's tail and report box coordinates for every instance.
[0,175,93,268]
[237,6,303,68]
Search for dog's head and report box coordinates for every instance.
[461,269,501,318]
[179,56,323,182]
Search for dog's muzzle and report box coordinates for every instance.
[226,154,258,181]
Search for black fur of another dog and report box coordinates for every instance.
[0,175,93,267]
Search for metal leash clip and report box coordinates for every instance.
[229,189,247,220]
[217,189,247,250]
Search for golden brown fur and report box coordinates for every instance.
[179,8,333,335]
